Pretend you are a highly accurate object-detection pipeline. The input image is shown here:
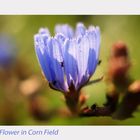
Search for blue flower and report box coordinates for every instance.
[0,34,17,69]
[34,23,100,93]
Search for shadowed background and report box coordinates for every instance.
[0,15,140,125]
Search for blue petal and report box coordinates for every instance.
[77,34,90,85]
[34,35,54,82]
[38,28,50,47]
[55,33,66,56]
[95,27,101,60]
[55,33,65,44]
[48,38,67,91]
[86,27,100,75]
[88,26,101,60]
[55,24,74,39]
[75,23,86,37]
[39,28,50,35]
[87,48,96,76]
[64,39,78,88]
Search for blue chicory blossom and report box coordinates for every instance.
[0,34,17,69]
[34,23,100,93]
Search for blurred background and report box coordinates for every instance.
[0,15,140,125]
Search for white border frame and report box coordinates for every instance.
[0,0,140,14]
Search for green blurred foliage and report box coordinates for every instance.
[0,15,140,125]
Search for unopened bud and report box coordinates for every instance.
[111,41,128,58]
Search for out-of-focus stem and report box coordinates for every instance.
[112,81,140,120]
